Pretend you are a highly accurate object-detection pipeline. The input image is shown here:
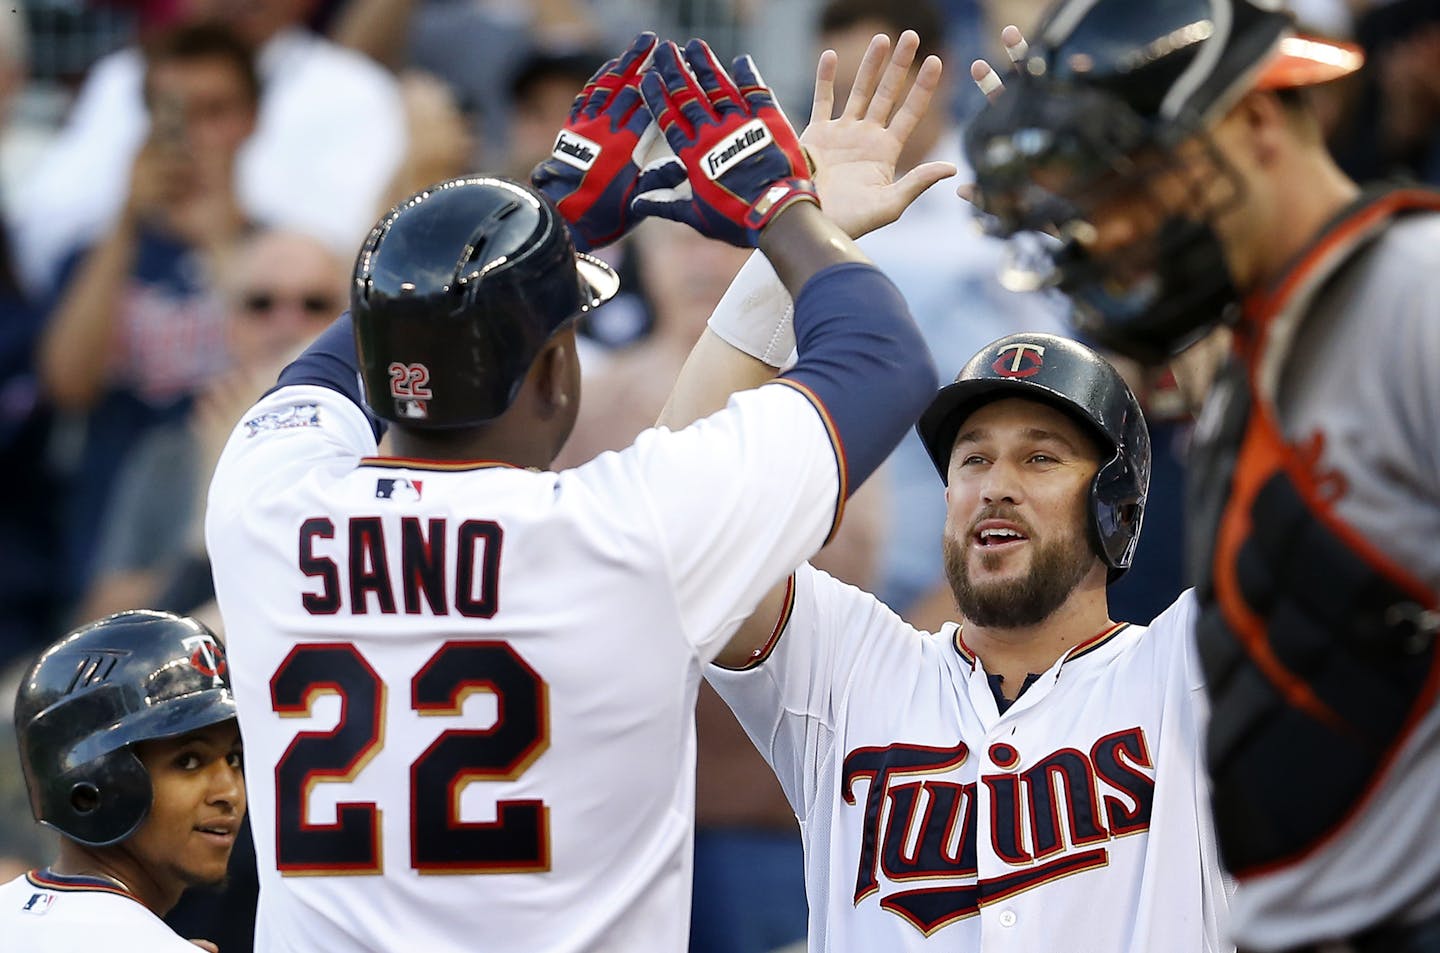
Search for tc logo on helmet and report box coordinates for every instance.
[993,343,1045,378]
[183,634,227,678]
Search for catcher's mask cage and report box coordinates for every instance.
[14,610,237,847]
[916,332,1152,579]
[352,176,620,427]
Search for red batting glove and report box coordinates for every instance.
[632,39,817,247]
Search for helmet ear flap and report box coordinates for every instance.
[54,751,153,847]
[26,700,154,847]
[1091,451,1147,575]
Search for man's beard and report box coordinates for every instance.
[944,518,1095,629]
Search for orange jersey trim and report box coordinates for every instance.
[767,378,848,545]
[26,869,140,902]
[716,574,798,672]
[360,456,522,472]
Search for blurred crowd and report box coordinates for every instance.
[0,0,1435,951]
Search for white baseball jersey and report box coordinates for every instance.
[204,381,842,953]
[0,870,202,952]
[710,567,1231,953]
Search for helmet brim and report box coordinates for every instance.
[1256,35,1363,90]
[575,253,621,313]
[64,688,237,771]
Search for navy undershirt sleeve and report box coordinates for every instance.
[271,310,386,442]
[780,262,938,496]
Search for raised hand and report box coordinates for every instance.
[530,31,668,251]
[801,30,956,239]
[632,39,817,247]
[971,25,1029,102]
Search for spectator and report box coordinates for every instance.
[406,0,601,167]
[80,227,347,624]
[378,70,476,214]
[1332,0,1440,184]
[12,0,405,294]
[39,22,257,607]
[0,0,63,671]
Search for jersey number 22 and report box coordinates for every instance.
[269,639,549,874]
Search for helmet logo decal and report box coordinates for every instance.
[65,652,125,693]
[388,362,433,420]
[993,343,1046,378]
[183,634,228,678]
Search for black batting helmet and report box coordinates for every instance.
[14,611,236,847]
[352,176,620,427]
[916,333,1151,576]
[963,0,1362,362]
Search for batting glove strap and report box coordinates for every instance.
[743,177,819,242]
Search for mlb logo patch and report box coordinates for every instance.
[21,892,54,915]
[376,478,423,502]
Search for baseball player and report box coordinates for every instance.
[203,33,937,953]
[963,2,1440,951]
[652,37,1227,947]
[666,324,1230,951]
[1,610,244,953]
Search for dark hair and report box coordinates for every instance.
[818,0,946,61]
[141,22,261,110]
[509,46,608,107]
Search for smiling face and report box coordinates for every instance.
[942,396,1106,628]
[122,721,245,898]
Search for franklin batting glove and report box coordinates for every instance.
[531,32,671,251]
[632,39,818,248]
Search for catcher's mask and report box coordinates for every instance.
[963,0,1362,364]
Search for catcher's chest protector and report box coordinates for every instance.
[1187,189,1440,877]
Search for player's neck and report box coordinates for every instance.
[961,575,1112,698]
[1245,150,1360,293]
[51,841,180,916]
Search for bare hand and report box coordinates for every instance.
[124,137,195,224]
[189,941,220,953]
[801,30,956,239]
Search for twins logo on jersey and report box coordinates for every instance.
[842,727,1154,935]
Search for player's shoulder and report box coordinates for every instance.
[794,563,941,652]
[1369,206,1440,282]
[0,876,197,950]
[1111,589,1204,687]
[219,385,376,473]
[1136,587,1200,637]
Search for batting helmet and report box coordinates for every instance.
[916,333,1151,576]
[352,176,620,427]
[14,610,237,847]
[963,0,1362,362]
